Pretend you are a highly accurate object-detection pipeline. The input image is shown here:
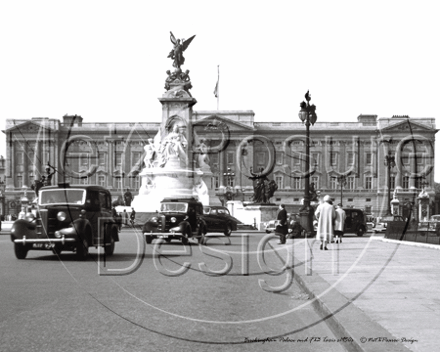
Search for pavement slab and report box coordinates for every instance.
[284,235,440,352]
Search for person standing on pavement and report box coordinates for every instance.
[334,203,346,243]
[276,204,288,244]
[285,213,302,269]
[287,213,303,238]
[315,195,336,250]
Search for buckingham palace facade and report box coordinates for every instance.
[2,112,437,217]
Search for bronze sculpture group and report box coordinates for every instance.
[248,168,278,204]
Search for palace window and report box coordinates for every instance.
[98,152,106,165]
[348,176,355,190]
[257,152,265,165]
[227,152,234,165]
[212,176,219,189]
[366,153,372,165]
[330,152,337,166]
[276,153,283,165]
[115,153,122,166]
[115,177,122,190]
[293,177,301,190]
[17,174,23,188]
[81,153,89,166]
[365,176,372,190]
[365,206,372,213]
[330,177,338,190]
[403,176,409,189]
[311,153,319,166]
[211,153,218,167]
[347,153,354,166]
[275,176,283,189]
[132,152,141,166]
[81,177,89,185]
[98,175,106,187]
[132,176,140,190]
[311,176,319,189]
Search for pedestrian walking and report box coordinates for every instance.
[123,209,128,226]
[276,204,288,244]
[315,195,336,250]
[334,203,346,243]
[112,206,122,232]
[130,208,136,226]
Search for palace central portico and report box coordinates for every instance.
[3,112,437,217]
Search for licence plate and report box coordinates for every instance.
[33,243,54,249]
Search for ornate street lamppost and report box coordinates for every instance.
[223,167,236,202]
[384,152,396,216]
[0,178,5,219]
[336,173,351,207]
[298,91,317,233]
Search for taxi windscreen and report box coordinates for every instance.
[39,189,86,205]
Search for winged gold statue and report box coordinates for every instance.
[167,31,196,69]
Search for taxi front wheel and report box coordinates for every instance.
[14,243,28,259]
[76,236,89,260]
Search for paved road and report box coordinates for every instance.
[0,229,348,352]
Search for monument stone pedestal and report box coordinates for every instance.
[130,67,219,213]
[229,201,278,230]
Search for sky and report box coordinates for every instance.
[1,0,439,180]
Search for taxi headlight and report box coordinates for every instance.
[170,226,180,232]
[171,217,177,223]
[151,217,158,222]
[57,211,67,221]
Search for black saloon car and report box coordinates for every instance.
[202,206,239,236]
[11,184,120,260]
[143,198,207,244]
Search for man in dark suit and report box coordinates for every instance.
[276,204,288,244]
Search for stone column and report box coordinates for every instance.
[321,141,327,189]
[6,137,14,189]
[219,146,225,187]
[409,151,416,190]
[108,140,114,189]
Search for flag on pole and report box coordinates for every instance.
[214,65,219,96]
[214,65,219,110]
[213,80,218,98]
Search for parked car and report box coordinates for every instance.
[264,219,280,234]
[374,218,387,233]
[143,198,235,244]
[366,215,376,232]
[374,215,406,233]
[10,184,120,260]
[202,206,239,234]
[343,208,367,236]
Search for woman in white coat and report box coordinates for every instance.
[315,195,336,250]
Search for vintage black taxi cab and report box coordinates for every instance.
[143,198,208,244]
[11,184,120,260]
